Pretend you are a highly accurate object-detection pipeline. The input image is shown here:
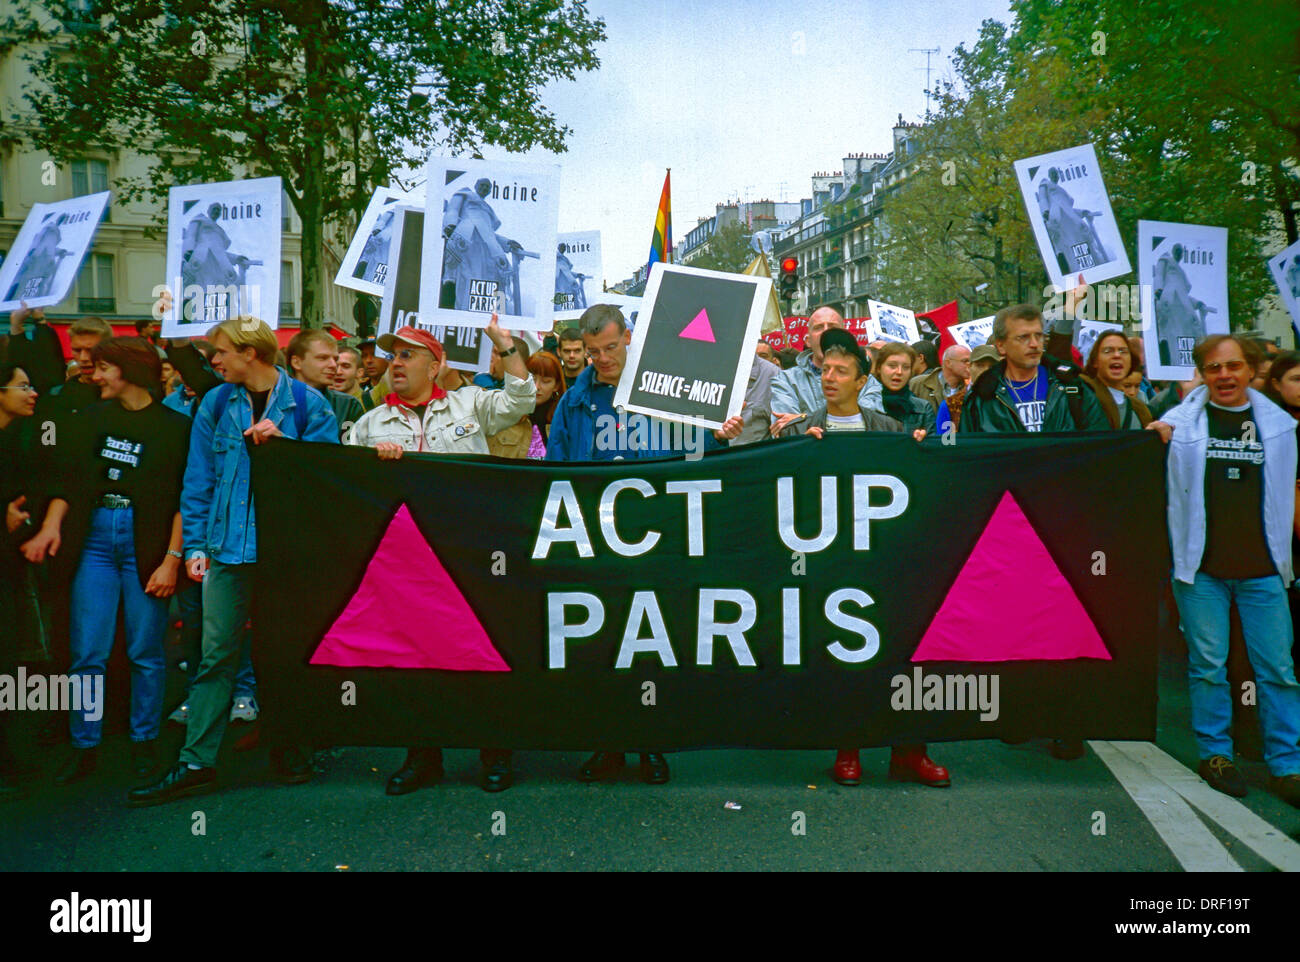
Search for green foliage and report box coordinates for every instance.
[875,0,1300,328]
[3,0,605,326]
[689,222,760,275]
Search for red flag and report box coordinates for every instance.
[918,301,959,356]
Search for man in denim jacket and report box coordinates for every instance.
[129,316,338,806]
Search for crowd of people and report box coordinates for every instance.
[2,285,1299,810]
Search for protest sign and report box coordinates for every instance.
[1014,143,1131,291]
[1138,220,1229,381]
[419,156,560,332]
[251,431,1163,750]
[553,230,602,320]
[615,263,771,430]
[1267,238,1300,338]
[0,192,111,311]
[866,299,920,343]
[1076,320,1124,364]
[163,177,281,336]
[377,206,490,371]
[949,316,994,351]
[335,185,422,297]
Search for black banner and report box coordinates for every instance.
[251,433,1165,750]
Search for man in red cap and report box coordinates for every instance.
[346,314,534,793]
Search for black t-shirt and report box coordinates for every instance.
[1200,403,1274,579]
[249,388,271,423]
[86,401,180,503]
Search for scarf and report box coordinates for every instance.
[881,383,914,423]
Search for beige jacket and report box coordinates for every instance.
[345,371,535,454]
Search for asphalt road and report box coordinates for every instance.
[2,651,1297,872]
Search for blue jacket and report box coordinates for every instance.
[181,368,338,565]
[547,365,726,462]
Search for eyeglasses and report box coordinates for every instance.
[1099,346,1130,357]
[1203,360,1248,374]
[0,383,36,393]
[394,348,433,361]
[586,344,622,359]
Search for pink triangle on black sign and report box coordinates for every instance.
[310,503,509,671]
[679,308,716,342]
[911,491,1110,662]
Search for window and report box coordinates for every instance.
[280,260,295,317]
[77,252,115,314]
[282,190,293,231]
[71,159,110,221]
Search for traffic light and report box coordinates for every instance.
[779,257,798,299]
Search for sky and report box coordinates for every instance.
[476,0,1016,286]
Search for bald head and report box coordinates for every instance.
[808,306,846,362]
[940,344,971,387]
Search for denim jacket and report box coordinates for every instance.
[181,368,339,565]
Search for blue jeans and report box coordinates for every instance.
[68,507,168,749]
[176,588,256,701]
[1172,572,1300,775]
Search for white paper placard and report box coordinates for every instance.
[1267,237,1300,340]
[553,230,602,321]
[419,156,560,332]
[0,192,111,311]
[1138,220,1229,381]
[948,315,995,351]
[865,299,920,344]
[1014,143,1131,291]
[163,176,281,336]
[335,185,423,297]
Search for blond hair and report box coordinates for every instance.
[208,316,278,364]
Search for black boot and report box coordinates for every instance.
[639,752,670,784]
[54,747,98,785]
[127,763,216,807]
[577,751,625,782]
[386,747,443,795]
[479,750,513,793]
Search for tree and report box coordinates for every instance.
[690,223,759,274]
[873,0,1300,327]
[4,0,606,327]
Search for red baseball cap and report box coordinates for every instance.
[377,326,444,361]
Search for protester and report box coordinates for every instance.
[777,330,947,785]
[346,318,533,793]
[873,342,938,437]
[770,305,883,435]
[755,340,779,368]
[286,329,364,439]
[1081,330,1152,429]
[0,363,45,798]
[547,303,742,784]
[556,326,586,389]
[524,350,566,458]
[1251,339,1281,392]
[3,303,67,393]
[959,304,1107,435]
[959,303,1105,760]
[21,338,190,784]
[1146,334,1300,806]
[127,316,339,807]
[46,315,115,419]
[475,336,531,391]
[1127,336,1157,402]
[334,346,364,398]
[735,353,777,445]
[910,339,938,376]
[911,344,969,413]
[1266,351,1300,666]
[357,338,392,411]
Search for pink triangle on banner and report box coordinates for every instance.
[911,491,1110,662]
[679,308,716,342]
[310,504,509,671]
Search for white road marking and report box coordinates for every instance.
[1106,739,1300,872]
[1089,740,1242,872]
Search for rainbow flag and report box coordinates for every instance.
[647,169,672,271]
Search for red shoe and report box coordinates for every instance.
[832,750,861,786]
[888,746,951,787]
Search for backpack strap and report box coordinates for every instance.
[1051,362,1088,431]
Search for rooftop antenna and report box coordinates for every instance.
[909,46,941,119]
